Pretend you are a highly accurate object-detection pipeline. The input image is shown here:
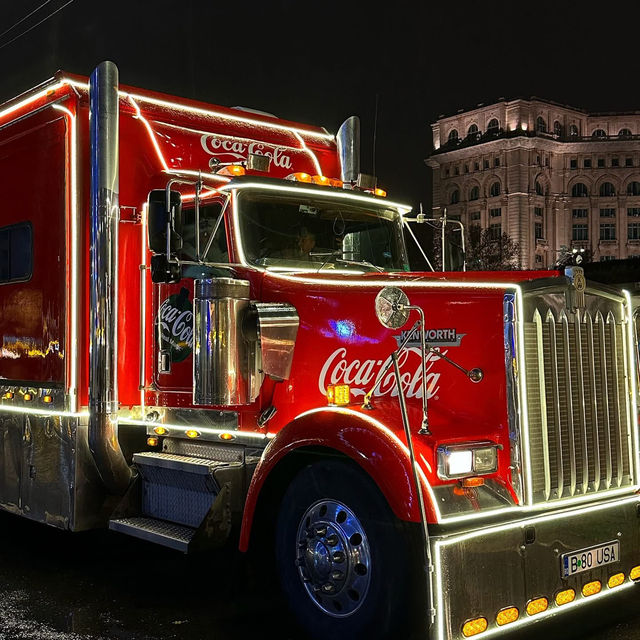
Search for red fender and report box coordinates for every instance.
[239,407,436,551]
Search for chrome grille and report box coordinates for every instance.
[523,293,634,503]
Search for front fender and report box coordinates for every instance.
[239,407,436,551]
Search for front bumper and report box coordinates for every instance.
[431,495,640,640]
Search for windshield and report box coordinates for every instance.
[236,189,409,272]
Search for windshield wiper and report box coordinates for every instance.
[309,250,384,273]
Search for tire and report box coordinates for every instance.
[275,458,427,640]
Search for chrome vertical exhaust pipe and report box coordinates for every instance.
[88,60,132,494]
[337,115,360,183]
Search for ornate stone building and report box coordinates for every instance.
[426,98,640,269]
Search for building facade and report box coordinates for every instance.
[426,98,640,269]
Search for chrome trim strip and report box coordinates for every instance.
[574,309,589,494]
[533,309,551,499]
[560,311,577,496]
[596,311,613,489]
[585,312,601,491]
[608,314,623,487]
[546,311,564,497]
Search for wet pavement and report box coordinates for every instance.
[0,509,638,640]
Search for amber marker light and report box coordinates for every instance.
[3,392,14,400]
[582,580,602,596]
[608,573,625,588]
[147,437,159,447]
[630,566,640,581]
[374,188,387,197]
[555,588,576,605]
[462,477,485,488]
[495,607,519,626]
[153,426,168,436]
[23,393,32,402]
[43,395,53,404]
[186,430,200,439]
[286,172,312,183]
[311,175,330,186]
[526,597,548,615]
[219,432,235,441]
[326,384,350,406]
[462,617,487,637]
[329,178,343,188]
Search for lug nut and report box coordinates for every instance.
[315,526,327,537]
[332,551,345,563]
[326,534,339,546]
[322,583,336,594]
[331,570,344,581]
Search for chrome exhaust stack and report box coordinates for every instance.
[337,115,360,184]
[88,61,132,495]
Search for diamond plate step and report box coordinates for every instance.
[109,516,195,552]
[133,451,230,474]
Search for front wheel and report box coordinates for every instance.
[275,459,427,640]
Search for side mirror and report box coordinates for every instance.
[147,189,184,255]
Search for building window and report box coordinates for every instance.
[535,222,544,240]
[599,182,616,197]
[571,183,589,197]
[597,158,605,168]
[626,158,634,167]
[600,208,616,217]
[487,118,499,132]
[464,164,469,173]
[572,224,588,241]
[570,158,577,169]
[627,181,640,196]
[600,223,616,240]
[494,157,500,167]
[619,128,632,138]
[584,158,592,168]
[454,167,459,175]
[628,223,640,240]
[535,181,544,196]
[0,222,33,283]
[573,208,588,218]
[600,255,616,261]
[445,167,450,177]
[483,159,489,169]
[474,162,479,171]
[592,129,606,138]
[448,129,459,142]
[467,123,479,137]
[628,207,640,217]
[534,206,543,217]
[554,121,563,137]
[535,254,543,264]
[489,208,502,217]
[469,186,480,201]
[536,116,547,133]
[569,124,579,137]
[612,157,620,167]
[450,189,460,205]
[545,157,549,167]
[489,181,501,197]
[489,223,502,240]
[470,211,481,220]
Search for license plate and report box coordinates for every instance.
[561,540,620,578]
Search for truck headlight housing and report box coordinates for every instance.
[437,442,499,480]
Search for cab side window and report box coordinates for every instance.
[180,202,229,263]
[0,222,32,283]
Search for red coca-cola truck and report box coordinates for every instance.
[0,60,639,640]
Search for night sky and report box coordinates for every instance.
[3,1,640,212]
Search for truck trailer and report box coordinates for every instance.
[0,60,639,640]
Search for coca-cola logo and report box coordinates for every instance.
[318,347,443,399]
[157,287,193,363]
[200,134,293,170]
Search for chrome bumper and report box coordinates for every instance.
[430,495,640,640]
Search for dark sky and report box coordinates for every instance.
[3,0,640,211]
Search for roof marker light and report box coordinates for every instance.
[216,165,246,177]
[286,172,312,183]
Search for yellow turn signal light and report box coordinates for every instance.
[608,573,625,588]
[327,384,350,406]
[43,395,53,404]
[555,588,576,605]
[217,164,246,176]
[311,175,331,186]
[496,607,519,626]
[630,566,640,581]
[23,393,32,402]
[153,426,168,436]
[462,617,487,637]
[526,597,548,616]
[374,188,387,197]
[329,178,343,188]
[220,432,235,441]
[286,172,312,183]
[185,429,200,439]
[582,580,602,596]
[146,437,159,447]
[3,392,13,400]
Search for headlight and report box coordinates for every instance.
[437,442,499,479]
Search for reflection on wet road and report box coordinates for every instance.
[0,509,638,640]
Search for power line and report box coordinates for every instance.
[0,0,55,40]
[0,0,75,52]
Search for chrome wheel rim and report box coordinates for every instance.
[295,499,371,618]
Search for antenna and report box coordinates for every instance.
[372,93,379,177]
